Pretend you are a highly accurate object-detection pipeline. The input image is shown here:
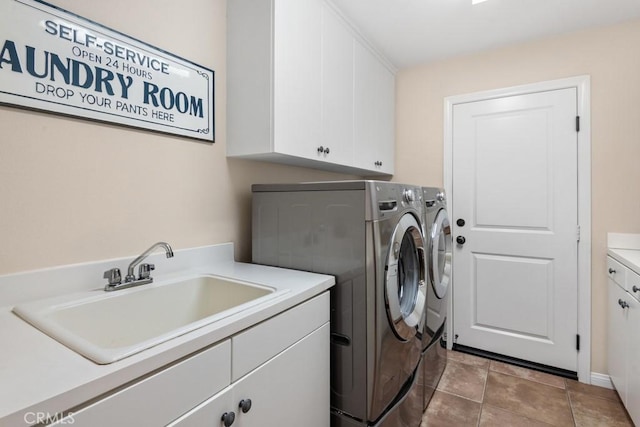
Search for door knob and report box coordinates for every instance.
[456,236,466,245]
[456,219,465,227]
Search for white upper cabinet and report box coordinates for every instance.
[353,39,395,175]
[320,4,354,167]
[227,0,395,176]
[273,0,322,160]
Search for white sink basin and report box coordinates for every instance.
[13,275,287,364]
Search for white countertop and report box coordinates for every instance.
[608,232,640,275]
[0,244,334,426]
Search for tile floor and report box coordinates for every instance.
[421,350,634,427]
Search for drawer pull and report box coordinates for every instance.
[221,411,236,426]
[633,286,640,293]
[619,299,630,309]
[239,399,252,414]
[609,268,617,275]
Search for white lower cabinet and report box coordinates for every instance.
[607,255,640,426]
[627,296,640,424]
[170,323,330,427]
[608,280,628,402]
[49,293,329,427]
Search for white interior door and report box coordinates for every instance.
[452,88,578,372]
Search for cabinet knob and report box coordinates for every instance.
[239,398,252,413]
[609,268,616,275]
[221,411,236,426]
[618,299,629,309]
[317,146,324,154]
[633,285,640,293]
[374,161,383,167]
[324,147,330,154]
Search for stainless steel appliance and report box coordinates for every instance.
[420,187,452,409]
[252,181,427,427]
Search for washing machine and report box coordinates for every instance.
[420,187,452,409]
[252,181,427,427]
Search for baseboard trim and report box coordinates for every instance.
[590,372,614,389]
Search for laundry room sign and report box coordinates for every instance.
[0,0,214,142]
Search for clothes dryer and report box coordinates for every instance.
[252,181,427,427]
[421,187,452,409]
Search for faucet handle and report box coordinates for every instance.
[103,268,122,286]
[138,263,155,280]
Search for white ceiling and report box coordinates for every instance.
[330,0,640,69]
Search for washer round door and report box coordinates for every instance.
[429,209,452,299]
[385,213,427,341]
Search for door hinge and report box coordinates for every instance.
[577,225,581,242]
[576,334,580,351]
[576,116,580,132]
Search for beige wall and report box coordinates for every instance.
[3,0,638,377]
[0,0,353,274]
[395,19,640,374]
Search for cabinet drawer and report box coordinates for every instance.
[232,291,329,381]
[607,257,626,289]
[51,340,231,427]
[627,270,640,302]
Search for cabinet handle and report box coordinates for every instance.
[239,398,252,413]
[618,299,629,309]
[633,286,640,293]
[609,268,616,274]
[221,411,236,426]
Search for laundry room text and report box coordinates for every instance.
[0,0,214,142]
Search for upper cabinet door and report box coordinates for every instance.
[319,4,354,167]
[273,0,322,159]
[353,40,395,175]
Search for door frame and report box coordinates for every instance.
[443,75,591,383]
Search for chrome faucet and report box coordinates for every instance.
[103,242,174,291]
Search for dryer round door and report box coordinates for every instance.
[429,209,452,299]
[385,213,427,341]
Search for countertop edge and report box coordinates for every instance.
[608,248,640,274]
